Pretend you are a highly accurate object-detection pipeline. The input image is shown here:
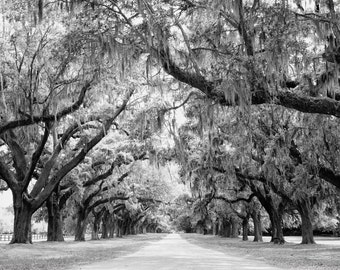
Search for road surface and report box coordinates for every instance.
[70,233,281,270]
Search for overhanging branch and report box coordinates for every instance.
[157,47,340,118]
[0,80,93,134]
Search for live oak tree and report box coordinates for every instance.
[0,0,163,244]
[0,13,96,243]
[0,87,132,244]
[0,20,134,241]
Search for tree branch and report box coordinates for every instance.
[289,140,340,188]
[83,163,116,188]
[83,181,104,208]
[31,90,133,209]
[157,47,340,118]
[88,196,129,214]
[214,193,255,204]
[23,122,52,190]
[0,80,93,134]
[30,122,82,198]
[317,166,340,189]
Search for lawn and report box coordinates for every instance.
[2,233,340,270]
[180,234,340,270]
[0,234,166,270]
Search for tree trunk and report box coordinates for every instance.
[11,192,33,244]
[101,222,108,239]
[46,190,64,242]
[218,218,224,237]
[225,219,231,237]
[269,209,285,244]
[116,219,123,237]
[297,198,315,244]
[213,219,219,235]
[251,183,286,244]
[129,220,135,235]
[91,211,103,240]
[74,207,87,241]
[219,217,231,237]
[134,224,140,235]
[231,216,239,238]
[92,208,106,240]
[123,218,131,235]
[101,210,110,239]
[91,220,100,240]
[130,220,138,235]
[109,218,115,238]
[242,216,249,241]
[251,211,263,242]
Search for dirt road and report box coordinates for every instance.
[70,233,281,270]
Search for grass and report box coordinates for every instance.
[180,233,340,270]
[2,233,340,269]
[0,234,166,270]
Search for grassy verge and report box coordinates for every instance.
[0,234,165,270]
[180,233,340,270]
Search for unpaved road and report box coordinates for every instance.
[70,233,281,270]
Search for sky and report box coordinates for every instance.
[0,190,12,207]
[0,190,13,232]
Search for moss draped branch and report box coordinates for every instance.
[0,80,93,134]
[30,90,133,209]
[157,47,340,118]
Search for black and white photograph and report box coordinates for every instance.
[0,0,340,269]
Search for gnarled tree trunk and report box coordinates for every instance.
[116,219,123,237]
[109,217,115,238]
[91,208,105,240]
[231,216,239,238]
[92,220,100,240]
[213,218,219,235]
[219,217,231,237]
[11,192,33,244]
[242,216,249,241]
[46,189,64,242]
[101,210,110,239]
[297,198,315,244]
[74,206,87,241]
[269,209,285,244]
[251,211,263,242]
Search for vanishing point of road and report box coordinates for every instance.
[70,233,280,270]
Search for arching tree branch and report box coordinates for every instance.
[0,80,93,134]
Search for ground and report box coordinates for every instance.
[181,234,340,270]
[68,233,279,270]
[0,234,165,270]
[1,233,340,270]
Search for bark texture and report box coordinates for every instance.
[46,190,64,242]
[297,198,315,244]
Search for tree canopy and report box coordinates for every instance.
[1,0,340,246]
